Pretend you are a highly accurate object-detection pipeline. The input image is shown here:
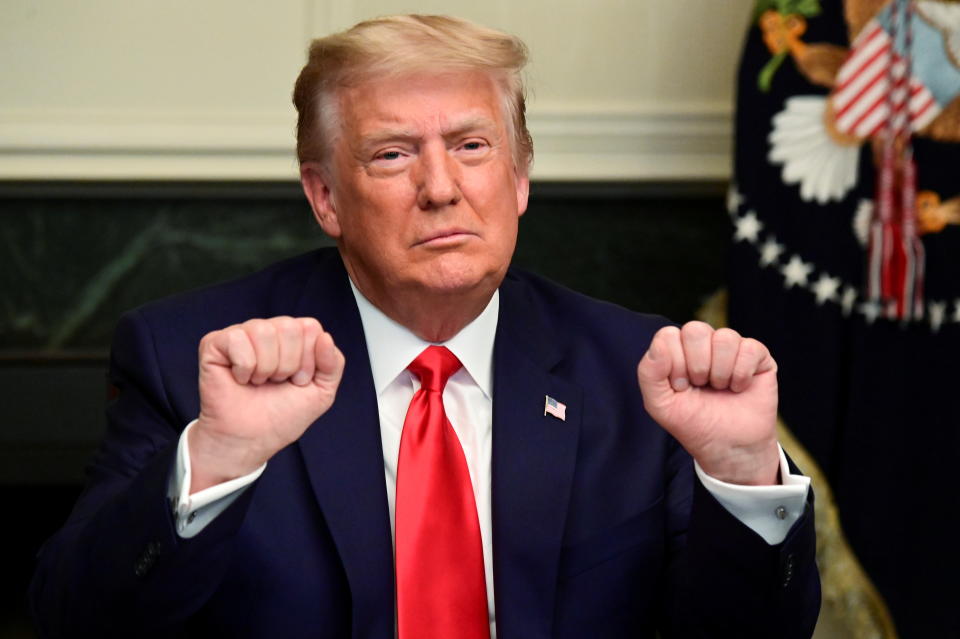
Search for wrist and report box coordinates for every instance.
[188,421,266,493]
[694,439,781,486]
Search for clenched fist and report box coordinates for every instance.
[637,321,780,486]
[189,317,345,493]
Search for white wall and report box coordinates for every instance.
[0,0,753,181]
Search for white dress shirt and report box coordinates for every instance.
[168,281,810,637]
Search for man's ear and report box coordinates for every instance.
[300,162,342,238]
[515,170,530,217]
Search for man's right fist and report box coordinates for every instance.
[189,317,345,493]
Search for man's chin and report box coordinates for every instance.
[415,269,503,300]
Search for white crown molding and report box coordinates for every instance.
[0,105,732,181]
[527,107,732,181]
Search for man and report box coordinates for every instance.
[30,15,819,638]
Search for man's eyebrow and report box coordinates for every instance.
[357,127,421,149]
[441,116,499,139]
[357,117,500,149]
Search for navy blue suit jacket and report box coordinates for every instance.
[31,249,819,638]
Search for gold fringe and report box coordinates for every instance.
[919,96,960,143]
[795,43,849,89]
[844,0,891,42]
[696,289,899,639]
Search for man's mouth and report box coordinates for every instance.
[414,229,476,248]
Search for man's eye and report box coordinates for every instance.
[462,141,484,151]
[376,150,403,161]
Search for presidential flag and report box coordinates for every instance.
[728,1,960,636]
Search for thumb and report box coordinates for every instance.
[637,338,675,408]
[313,331,345,389]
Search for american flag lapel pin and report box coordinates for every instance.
[544,395,567,421]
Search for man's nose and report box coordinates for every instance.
[415,143,462,210]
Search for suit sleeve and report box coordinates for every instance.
[29,309,258,637]
[660,441,821,639]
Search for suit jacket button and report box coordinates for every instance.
[134,542,161,578]
[781,553,795,588]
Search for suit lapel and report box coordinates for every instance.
[294,252,395,639]
[491,273,582,639]
[287,254,581,638]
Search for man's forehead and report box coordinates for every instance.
[338,71,504,125]
[352,113,502,140]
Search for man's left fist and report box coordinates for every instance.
[637,321,781,486]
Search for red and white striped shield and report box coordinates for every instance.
[831,19,940,140]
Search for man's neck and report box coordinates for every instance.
[349,279,498,398]
[346,273,500,343]
[378,294,490,343]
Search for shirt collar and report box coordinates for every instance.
[349,279,498,400]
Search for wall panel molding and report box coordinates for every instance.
[1,0,744,182]
[528,106,731,181]
[0,104,732,181]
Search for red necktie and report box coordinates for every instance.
[395,346,489,639]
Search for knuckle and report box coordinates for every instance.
[739,338,762,358]
[713,327,741,346]
[299,317,321,334]
[200,324,233,351]
[276,316,301,340]
[198,332,216,352]
[246,319,273,342]
[653,326,681,352]
[680,320,712,340]
[655,325,680,341]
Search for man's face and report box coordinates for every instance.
[303,70,529,316]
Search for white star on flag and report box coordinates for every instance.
[812,274,842,305]
[929,301,947,332]
[734,211,763,244]
[781,255,813,289]
[858,300,882,324]
[544,395,566,421]
[841,286,859,316]
[727,186,744,215]
[759,237,785,267]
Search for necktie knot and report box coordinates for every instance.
[407,345,462,392]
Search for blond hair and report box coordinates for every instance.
[292,15,533,172]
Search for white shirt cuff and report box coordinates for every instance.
[694,444,810,545]
[167,419,267,539]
